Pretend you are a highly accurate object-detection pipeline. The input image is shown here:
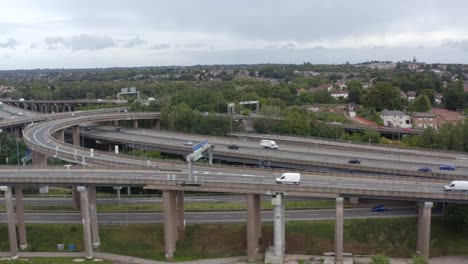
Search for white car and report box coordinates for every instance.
[184,141,193,146]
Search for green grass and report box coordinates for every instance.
[1,217,468,261]
[0,258,112,264]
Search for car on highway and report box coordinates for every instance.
[418,166,432,172]
[227,144,239,150]
[348,159,361,164]
[184,141,193,146]
[439,164,456,171]
[371,205,388,212]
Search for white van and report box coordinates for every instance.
[444,181,468,192]
[260,139,278,150]
[276,172,300,185]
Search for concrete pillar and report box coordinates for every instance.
[113,120,119,126]
[14,127,21,139]
[72,125,80,146]
[272,193,284,258]
[163,191,175,261]
[247,194,261,262]
[15,187,27,250]
[78,186,93,259]
[254,194,261,245]
[335,197,344,264]
[133,119,139,129]
[155,119,161,130]
[2,186,19,259]
[170,191,178,246]
[88,186,100,248]
[417,202,423,253]
[32,151,47,166]
[177,191,185,238]
[72,188,81,210]
[417,201,433,259]
[56,129,65,142]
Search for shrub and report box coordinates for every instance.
[412,255,428,264]
[370,254,390,264]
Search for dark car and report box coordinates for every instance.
[371,205,388,212]
[418,166,432,172]
[227,144,239,150]
[439,164,456,171]
[348,159,361,164]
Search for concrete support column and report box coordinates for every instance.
[56,129,65,142]
[254,194,262,245]
[72,188,81,210]
[15,187,27,250]
[14,127,21,139]
[335,197,344,264]
[133,119,139,129]
[163,190,175,261]
[1,186,19,259]
[417,201,433,259]
[247,194,261,262]
[170,191,178,247]
[177,191,185,238]
[88,186,100,248]
[417,202,423,253]
[72,125,80,146]
[78,186,93,259]
[113,120,119,126]
[155,119,161,130]
[272,193,284,258]
[32,151,47,166]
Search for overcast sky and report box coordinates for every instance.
[1,0,468,69]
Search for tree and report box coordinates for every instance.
[363,82,402,111]
[444,81,465,110]
[410,95,431,112]
[420,89,435,105]
[347,80,364,104]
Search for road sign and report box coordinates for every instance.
[193,140,208,152]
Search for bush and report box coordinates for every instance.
[370,254,390,264]
[412,255,428,264]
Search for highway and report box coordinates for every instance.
[0,206,422,224]
[82,126,468,176]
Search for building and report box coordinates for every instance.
[435,93,443,105]
[431,109,465,129]
[380,109,412,128]
[331,90,348,99]
[407,91,416,102]
[411,112,437,129]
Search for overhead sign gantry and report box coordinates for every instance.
[186,140,215,182]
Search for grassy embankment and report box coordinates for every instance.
[0,258,112,264]
[1,217,467,262]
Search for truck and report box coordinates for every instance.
[260,139,278,150]
[276,172,301,185]
[444,181,468,192]
[0,102,3,110]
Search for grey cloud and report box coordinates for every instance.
[71,34,115,51]
[442,39,468,51]
[44,37,70,49]
[124,36,146,48]
[150,44,171,50]
[281,43,295,49]
[0,38,17,49]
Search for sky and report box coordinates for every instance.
[1,0,468,69]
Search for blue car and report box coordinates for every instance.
[439,164,456,171]
[371,205,388,212]
[418,166,432,172]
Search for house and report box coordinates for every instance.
[336,80,347,89]
[331,90,348,99]
[380,109,412,128]
[431,109,465,129]
[435,93,443,105]
[400,91,407,100]
[411,112,437,129]
[407,91,416,102]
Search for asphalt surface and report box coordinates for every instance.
[0,206,422,224]
[84,126,468,175]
